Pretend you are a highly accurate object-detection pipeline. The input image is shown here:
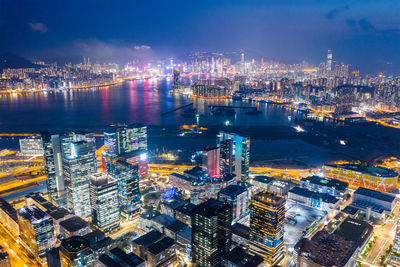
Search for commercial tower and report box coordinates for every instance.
[104,124,147,219]
[104,124,148,183]
[62,133,97,218]
[202,146,220,178]
[191,199,232,267]
[107,158,141,220]
[90,173,120,232]
[249,191,285,265]
[104,124,147,156]
[326,48,333,74]
[42,132,66,206]
[172,68,181,91]
[217,131,250,181]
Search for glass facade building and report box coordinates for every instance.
[217,131,250,181]
[62,133,97,219]
[191,199,232,267]
[107,157,140,220]
[90,172,120,232]
[42,133,66,206]
[249,191,285,265]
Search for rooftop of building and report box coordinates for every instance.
[17,205,51,224]
[231,223,250,239]
[192,199,230,218]
[109,247,145,266]
[104,123,146,133]
[82,230,113,251]
[147,237,175,255]
[252,176,275,185]
[132,230,163,247]
[47,208,70,220]
[295,230,358,267]
[252,190,286,206]
[324,163,398,178]
[177,227,192,242]
[139,209,160,220]
[184,166,210,180]
[99,254,124,267]
[152,214,176,228]
[342,205,360,216]
[203,145,218,152]
[161,198,187,210]
[0,197,17,222]
[175,202,196,217]
[61,236,89,253]
[354,187,396,203]
[90,172,116,187]
[334,217,373,246]
[59,216,89,233]
[218,184,247,198]
[166,220,188,233]
[289,186,339,204]
[224,246,264,267]
[301,175,348,191]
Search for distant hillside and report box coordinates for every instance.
[0,53,41,72]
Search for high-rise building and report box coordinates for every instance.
[104,124,147,156]
[218,184,249,223]
[191,199,232,267]
[172,69,181,91]
[107,157,140,220]
[326,48,333,74]
[217,131,250,181]
[19,135,44,156]
[104,124,148,184]
[17,205,55,258]
[62,133,97,218]
[90,172,120,232]
[249,191,285,265]
[42,133,66,206]
[202,146,220,178]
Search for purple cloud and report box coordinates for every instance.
[28,22,48,33]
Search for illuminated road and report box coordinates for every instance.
[0,222,41,266]
[364,203,399,265]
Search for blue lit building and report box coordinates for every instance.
[217,131,250,181]
[107,157,140,220]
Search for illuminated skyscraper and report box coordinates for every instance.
[191,199,232,267]
[172,69,181,91]
[104,124,147,156]
[107,157,140,220]
[326,48,333,74]
[249,191,285,265]
[90,173,120,232]
[62,133,97,218]
[42,132,66,206]
[217,131,250,181]
[202,146,220,178]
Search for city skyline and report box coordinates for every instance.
[1,0,400,74]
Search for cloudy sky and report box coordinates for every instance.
[1,0,399,74]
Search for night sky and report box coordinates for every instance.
[1,0,399,74]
